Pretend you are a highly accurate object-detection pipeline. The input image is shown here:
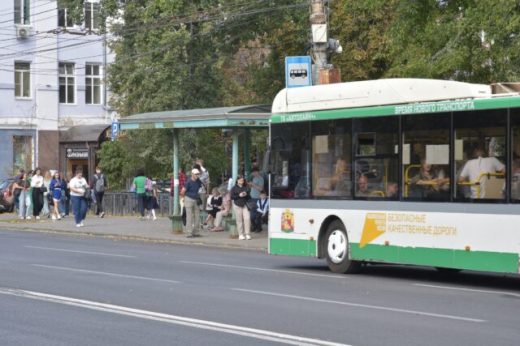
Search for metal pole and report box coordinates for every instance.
[244,128,251,179]
[173,128,180,216]
[232,130,239,185]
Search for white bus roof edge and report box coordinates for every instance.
[272,78,491,114]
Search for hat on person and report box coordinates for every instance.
[191,168,200,175]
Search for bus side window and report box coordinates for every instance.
[510,108,520,202]
[353,116,399,199]
[402,112,451,202]
[454,110,507,202]
[311,119,352,198]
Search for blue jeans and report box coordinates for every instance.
[18,191,31,218]
[71,196,88,225]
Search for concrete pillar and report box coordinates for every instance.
[232,129,239,186]
[244,128,251,179]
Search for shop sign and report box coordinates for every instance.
[66,148,89,159]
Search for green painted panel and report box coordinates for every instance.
[269,238,316,257]
[351,243,518,273]
[271,97,520,124]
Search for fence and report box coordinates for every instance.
[98,192,172,217]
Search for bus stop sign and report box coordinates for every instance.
[285,56,312,89]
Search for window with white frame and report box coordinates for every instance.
[14,0,31,25]
[86,64,102,104]
[85,1,101,30]
[58,8,74,28]
[59,63,75,104]
[14,62,30,98]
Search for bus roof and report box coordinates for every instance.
[271,78,520,123]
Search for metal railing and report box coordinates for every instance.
[96,192,172,217]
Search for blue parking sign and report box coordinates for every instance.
[111,121,119,139]
[285,56,312,88]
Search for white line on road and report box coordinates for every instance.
[32,264,181,284]
[0,288,351,346]
[414,284,520,298]
[180,261,346,279]
[232,288,487,323]
[25,246,136,258]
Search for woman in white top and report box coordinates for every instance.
[42,170,52,218]
[30,167,44,219]
[69,169,90,227]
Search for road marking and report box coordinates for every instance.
[24,246,136,258]
[0,288,351,346]
[232,288,486,323]
[180,261,346,279]
[414,284,520,298]
[32,264,180,284]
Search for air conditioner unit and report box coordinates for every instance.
[16,25,30,39]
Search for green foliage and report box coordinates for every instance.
[86,0,519,187]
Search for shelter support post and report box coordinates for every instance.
[244,129,251,179]
[226,129,239,237]
[170,128,183,234]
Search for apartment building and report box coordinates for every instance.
[0,0,114,182]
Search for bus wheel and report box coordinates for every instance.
[324,220,360,274]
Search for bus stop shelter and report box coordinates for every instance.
[119,105,271,231]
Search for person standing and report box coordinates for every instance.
[13,172,30,220]
[12,169,24,212]
[146,181,159,221]
[49,172,66,220]
[92,167,108,218]
[132,169,148,220]
[180,168,203,238]
[171,168,186,198]
[42,171,52,218]
[30,168,44,219]
[459,147,506,199]
[69,169,89,227]
[247,167,264,222]
[196,159,210,211]
[231,175,251,240]
[252,190,269,233]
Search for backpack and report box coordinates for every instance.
[95,174,105,193]
[145,178,153,192]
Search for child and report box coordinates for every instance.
[146,181,159,220]
[252,191,269,233]
[203,188,222,229]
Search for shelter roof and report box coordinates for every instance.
[60,124,110,143]
[120,105,271,130]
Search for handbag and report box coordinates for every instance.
[246,199,257,211]
[40,186,48,193]
[196,196,203,206]
[84,187,91,199]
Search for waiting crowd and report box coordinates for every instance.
[10,158,269,240]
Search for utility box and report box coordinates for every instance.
[320,68,341,84]
[312,24,327,43]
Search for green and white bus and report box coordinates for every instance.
[268,78,520,274]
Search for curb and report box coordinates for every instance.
[0,226,268,252]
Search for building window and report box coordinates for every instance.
[86,64,102,104]
[13,136,33,173]
[58,8,74,28]
[59,63,75,104]
[85,1,101,30]
[14,0,30,25]
[14,62,30,98]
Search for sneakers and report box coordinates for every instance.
[57,215,61,220]
[100,212,105,218]
[80,222,84,227]
[76,224,81,227]
[246,235,251,240]
[238,235,246,240]
[153,216,157,221]
[52,215,56,220]
[26,216,31,219]
[36,216,40,220]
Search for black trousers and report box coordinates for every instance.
[32,189,44,217]
[95,192,104,214]
[137,193,147,217]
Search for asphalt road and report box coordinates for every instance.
[0,229,519,346]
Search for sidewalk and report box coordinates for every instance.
[0,213,268,252]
